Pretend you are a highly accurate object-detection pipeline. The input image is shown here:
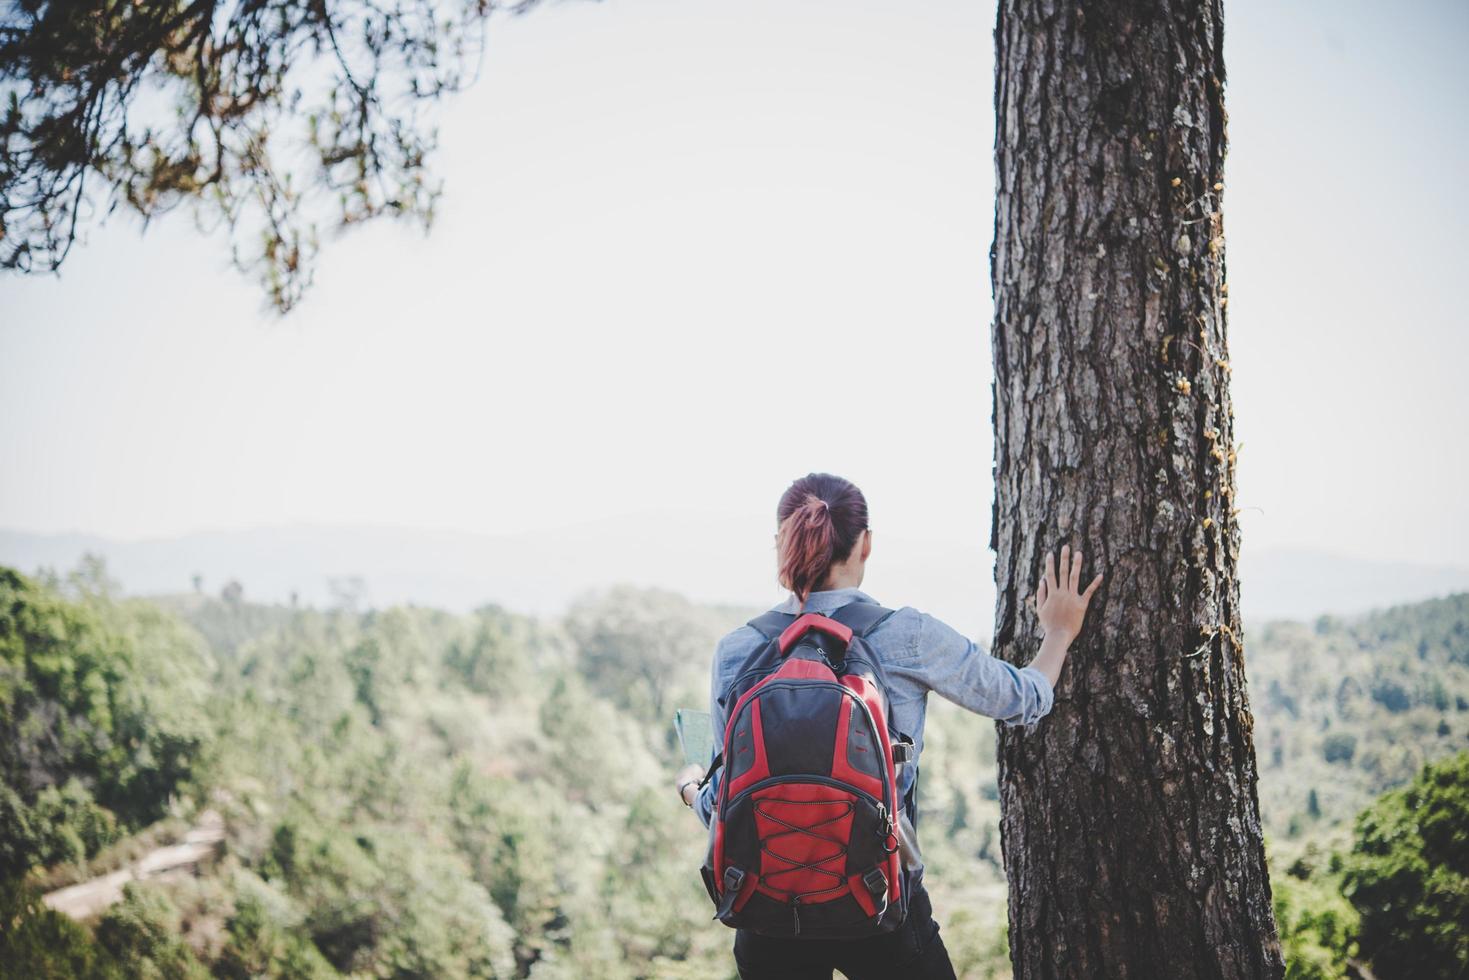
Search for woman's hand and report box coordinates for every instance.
[1034,543,1103,644]
[674,763,704,807]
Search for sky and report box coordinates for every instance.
[2,0,1467,610]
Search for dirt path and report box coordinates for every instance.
[41,809,226,920]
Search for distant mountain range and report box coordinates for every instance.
[3,518,1467,640]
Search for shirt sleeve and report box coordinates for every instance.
[912,611,1055,726]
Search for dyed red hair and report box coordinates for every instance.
[776,473,869,602]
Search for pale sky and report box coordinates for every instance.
[2,0,1466,578]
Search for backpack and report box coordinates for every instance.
[697,601,916,939]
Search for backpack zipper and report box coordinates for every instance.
[722,772,887,825]
[718,664,778,708]
[719,631,878,707]
[720,680,894,817]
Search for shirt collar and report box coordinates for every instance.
[773,587,879,615]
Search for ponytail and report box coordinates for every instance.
[775,473,869,603]
[777,495,835,603]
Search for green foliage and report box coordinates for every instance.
[27,777,121,868]
[1249,593,1469,837]
[1269,834,1360,980]
[11,565,1464,979]
[1322,733,1357,765]
[214,871,338,980]
[1256,595,1469,978]
[0,567,211,879]
[1342,750,1469,979]
[444,606,541,704]
[597,787,714,970]
[169,584,702,977]
[342,606,445,727]
[565,586,725,726]
[937,906,1011,980]
[0,878,125,979]
[448,770,566,967]
[93,885,211,979]
[538,671,645,806]
[1370,676,1412,714]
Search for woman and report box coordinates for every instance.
[673,472,1103,980]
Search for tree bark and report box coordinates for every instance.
[988,1,1284,977]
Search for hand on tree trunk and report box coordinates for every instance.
[1034,543,1103,646]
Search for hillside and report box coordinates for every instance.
[1246,593,1469,838]
[1,566,1465,978]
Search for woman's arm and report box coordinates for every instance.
[673,709,723,827]
[913,614,1056,725]
[909,543,1101,726]
[674,629,744,826]
[1026,630,1074,691]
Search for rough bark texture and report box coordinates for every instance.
[988,1,1284,978]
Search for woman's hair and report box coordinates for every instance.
[776,472,869,602]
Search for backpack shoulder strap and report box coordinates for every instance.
[745,610,796,641]
[829,602,897,638]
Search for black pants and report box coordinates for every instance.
[731,875,957,980]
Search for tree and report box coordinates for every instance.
[1270,862,1359,980]
[564,585,717,725]
[1323,733,1357,766]
[0,0,545,313]
[0,566,211,879]
[1342,751,1469,979]
[0,878,123,979]
[987,1,1283,975]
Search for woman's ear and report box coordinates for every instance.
[860,528,873,561]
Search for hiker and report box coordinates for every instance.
[674,471,1103,980]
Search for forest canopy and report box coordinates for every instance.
[0,564,1465,978]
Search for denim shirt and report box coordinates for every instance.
[692,586,1055,829]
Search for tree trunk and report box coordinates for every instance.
[988,1,1284,977]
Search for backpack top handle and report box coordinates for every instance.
[777,613,852,656]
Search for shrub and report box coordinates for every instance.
[1342,751,1469,978]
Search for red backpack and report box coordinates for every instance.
[698,602,915,938]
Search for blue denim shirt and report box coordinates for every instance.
[692,586,1055,829]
